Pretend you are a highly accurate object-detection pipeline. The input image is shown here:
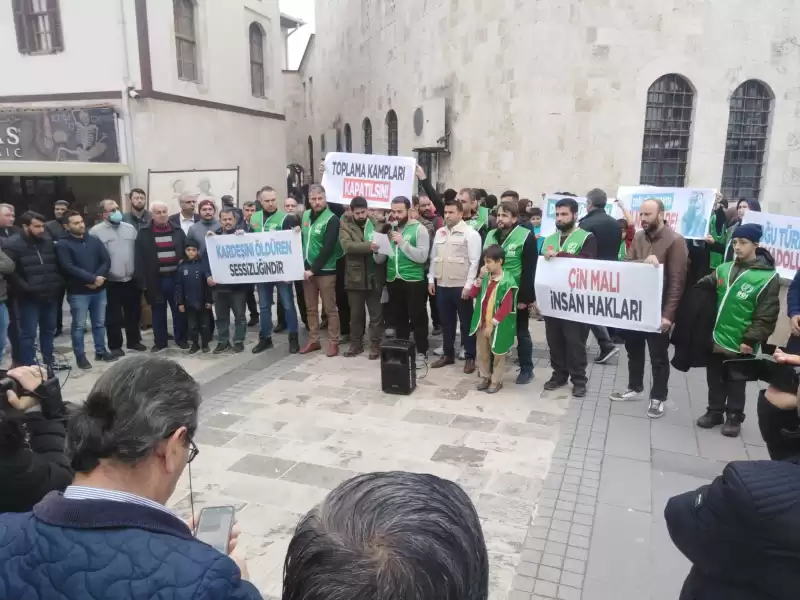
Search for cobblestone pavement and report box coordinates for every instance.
[57,315,761,600]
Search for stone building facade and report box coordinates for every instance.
[285,0,800,214]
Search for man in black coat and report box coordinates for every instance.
[665,359,800,600]
[3,212,64,368]
[578,188,622,364]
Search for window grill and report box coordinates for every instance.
[363,118,373,154]
[386,110,398,156]
[639,74,694,187]
[174,0,198,81]
[13,0,64,54]
[249,23,265,97]
[344,124,352,152]
[308,136,314,183]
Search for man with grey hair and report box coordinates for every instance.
[90,199,145,356]
[283,471,488,600]
[169,192,200,235]
[0,203,20,241]
[0,356,261,599]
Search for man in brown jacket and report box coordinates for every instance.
[610,198,689,419]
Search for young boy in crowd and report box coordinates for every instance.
[529,207,544,254]
[175,241,212,354]
[469,244,518,394]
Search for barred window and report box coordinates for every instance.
[344,124,352,152]
[721,80,773,201]
[174,0,198,82]
[336,128,342,152]
[308,136,314,183]
[13,0,64,54]
[386,110,398,156]
[363,118,372,154]
[639,74,694,187]
[249,23,265,98]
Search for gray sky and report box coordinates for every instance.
[279,0,315,69]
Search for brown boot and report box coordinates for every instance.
[368,341,380,360]
[463,359,476,374]
[431,356,455,369]
[477,377,491,391]
[299,341,321,355]
[326,341,339,357]
[344,344,363,357]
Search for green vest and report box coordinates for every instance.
[712,261,777,353]
[709,212,726,269]
[302,207,344,271]
[469,270,519,355]
[466,206,489,232]
[484,226,530,284]
[387,222,425,282]
[250,209,287,233]
[542,228,591,256]
[618,240,626,261]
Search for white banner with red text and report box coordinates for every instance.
[616,186,716,240]
[539,194,623,238]
[534,257,664,332]
[321,152,416,209]
[205,230,305,284]
[741,210,800,279]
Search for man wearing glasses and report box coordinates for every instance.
[169,192,200,234]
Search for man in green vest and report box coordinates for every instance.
[339,196,386,359]
[540,197,598,398]
[484,200,538,384]
[693,223,780,437]
[373,196,431,360]
[250,186,302,355]
[300,184,344,357]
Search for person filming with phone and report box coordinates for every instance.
[691,223,779,437]
[0,365,71,513]
[0,356,261,600]
[665,346,800,600]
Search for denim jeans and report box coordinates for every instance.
[213,289,247,344]
[0,302,8,366]
[152,276,185,348]
[68,291,108,359]
[258,282,298,338]
[17,298,57,366]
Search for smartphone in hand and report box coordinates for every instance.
[194,506,235,554]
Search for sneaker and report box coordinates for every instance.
[177,341,190,350]
[110,348,125,358]
[385,328,396,337]
[344,345,364,357]
[721,413,744,437]
[188,343,200,354]
[150,345,166,353]
[646,399,666,419]
[416,352,427,367]
[432,347,444,357]
[201,344,210,353]
[232,342,245,353]
[609,389,642,402]
[543,377,568,391]
[76,356,92,370]
[127,342,147,352]
[572,384,587,398]
[516,368,533,385]
[594,346,620,364]
[252,337,274,354]
[696,410,724,429]
[213,343,231,355]
[95,351,119,363]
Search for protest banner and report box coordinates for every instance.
[534,257,664,332]
[321,152,416,208]
[616,186,716,240]
[539,194,623,237]
[205,230,304,285]
[742,210,800,279]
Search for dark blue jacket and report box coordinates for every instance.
[175,258,212,310]
[55,234,110,295]
[787,270,800,353]
[0,492,262,600]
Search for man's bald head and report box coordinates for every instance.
[639,198,665,233]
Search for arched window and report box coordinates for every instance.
[336,129,342,152]
[386,110,398,156]
[249,23,265,97]
[174,0,198,81]
[308,136,314,183]
[344,124,352,152]
[721,80,773,201]
[363,118,373,154]
[639,74,694,187]
[12,0,64,54]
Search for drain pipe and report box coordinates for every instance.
[118,0,138,202]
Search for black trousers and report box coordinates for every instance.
[706,352,746,415]
[335,259,350,336]
[625,330,670,400]
[429,294,440,329]
[245,286,259,319]
[545,317,590,386]
[106,280,142,350]
[185,306,212,346]
[387,279,429,354]
[7,296,21,364]
[56,286,65,333]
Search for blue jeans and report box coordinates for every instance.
[152,277,185,347]
[436,286,476,360]
[0,303,8,366]
[68,291,108,359]
[17,298,57,366]
[258,282,298,338]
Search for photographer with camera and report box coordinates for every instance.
[665,347,800,600]
[0,365,72,513]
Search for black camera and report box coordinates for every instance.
[723,356,800,394]
[0,376,24,414]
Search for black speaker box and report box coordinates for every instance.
[380,339,416,395]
